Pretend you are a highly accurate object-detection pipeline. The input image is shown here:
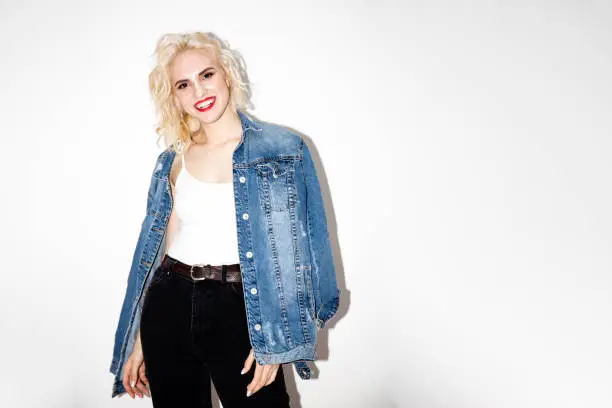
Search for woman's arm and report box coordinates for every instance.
[135,204,178,346]
[136,159,181,343]
[165,153,181,254]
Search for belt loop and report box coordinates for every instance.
[221,265,227,283]
[165,255,175,270]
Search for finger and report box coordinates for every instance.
[138,363,149,386]
[136,379,150,398]
[130,361,144,398]
[122,367,134,399]
[265,365,279,385]
[122,363,137,399]
[241,348,255,375]
[250,365,271,396]
[247,363,263,397]
[261,365,276,387]
[132,374,143,398]
[138,364,151,397]
[130,363,143,399]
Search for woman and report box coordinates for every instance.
[109,31,340,407]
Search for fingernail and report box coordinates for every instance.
[240,368,247,375]
[130,381,135,388]
[246,390,252,397]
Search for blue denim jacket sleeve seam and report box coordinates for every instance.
[299,139,321,316]
[299,138,339,330]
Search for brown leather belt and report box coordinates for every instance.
[162,255,242,283]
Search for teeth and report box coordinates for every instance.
[197,99,213,109]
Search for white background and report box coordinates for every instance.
[1,0,611,407]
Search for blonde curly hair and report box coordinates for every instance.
[148,31,254,152]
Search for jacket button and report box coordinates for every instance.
[246,251,253,258]
[250,287,257,295]
[242,213,249,220]
[254,324,261,331]
[239,176,246,183]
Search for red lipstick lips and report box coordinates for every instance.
[194,96,216,112]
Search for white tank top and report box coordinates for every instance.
[166,148,240,266]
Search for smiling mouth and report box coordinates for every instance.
[194,96,216,112]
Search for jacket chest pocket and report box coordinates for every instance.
[255,160,296,212]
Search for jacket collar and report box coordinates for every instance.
[237,109,263,133]
[235,109,262,162]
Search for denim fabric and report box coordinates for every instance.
[140,256,290,407]
[109,110,340,397]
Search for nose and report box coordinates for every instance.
[193,81,206,98]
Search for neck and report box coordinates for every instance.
[191,106,242,146]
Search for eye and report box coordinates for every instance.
[177,83,188,90]
[202,72,214,80]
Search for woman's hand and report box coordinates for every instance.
[122,340,150,399]
[241,348,280,397]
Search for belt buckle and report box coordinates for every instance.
[190,264,212,281]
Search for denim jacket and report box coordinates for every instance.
[109,110,340,397]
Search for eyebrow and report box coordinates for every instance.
[174,66,215,87]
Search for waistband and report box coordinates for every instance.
[162,255,242,283]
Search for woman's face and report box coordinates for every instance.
[170,48,232,125]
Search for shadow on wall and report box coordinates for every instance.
[265,116,350,408]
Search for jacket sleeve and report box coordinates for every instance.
[300,138,340,329]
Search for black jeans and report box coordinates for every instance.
[140,255,291,407]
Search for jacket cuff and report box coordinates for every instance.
[315,290,340,329]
